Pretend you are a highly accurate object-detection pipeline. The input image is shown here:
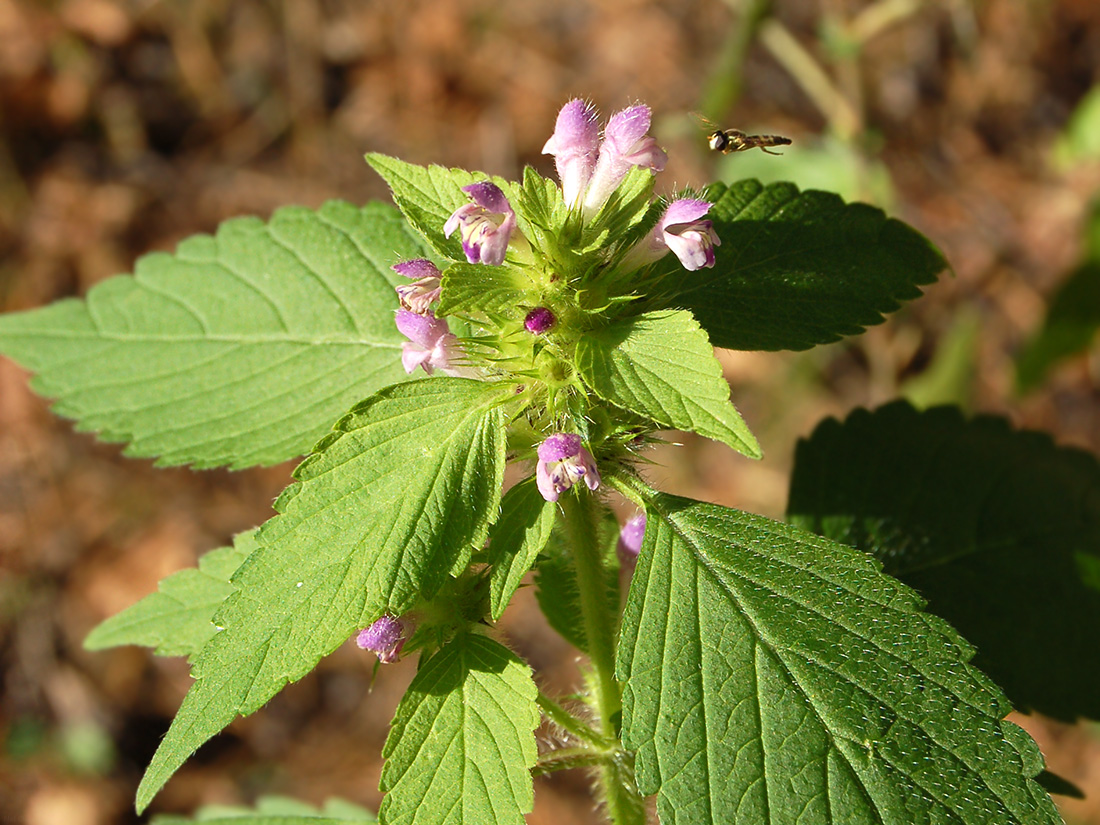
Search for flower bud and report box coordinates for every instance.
[524,307,556,334]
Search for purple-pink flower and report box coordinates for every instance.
[617,512,646,566]
[395,309,463,375]
[524,307,556,334]
[393,259,442,315]
[621,198,721,272]
[356,614,411,664]
[582,105,667,216]
[542,99,600,208]
[536,433,601,502]
[444,181,516,266]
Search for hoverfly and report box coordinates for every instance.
[693,113,792,156]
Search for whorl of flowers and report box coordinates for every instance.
[384,98,724,510]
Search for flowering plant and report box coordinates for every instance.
[0,99,1084,825]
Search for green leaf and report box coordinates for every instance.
[84,531,256,660]
[0,201,427,469]
[788,400,1100,721]
[651,179,946,352]
[487,479,557,621]
[136,378,508,812]
[575,309,760,458]
[437,263,536,320]
[515,166,575,261]
[379,632,538,825]
[151,795,376,823]
[618,493,1060,825]
[1036,769,1085,799]
[1017,259,1100,391]
[584,165,657,250]
[1053,83,1100,168]
[534,510,621,653]
[365,154,522,265]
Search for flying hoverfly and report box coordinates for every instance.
[693,113,792,156]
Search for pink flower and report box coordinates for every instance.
[535,433,601,502]
[542,99,600,208]
[393,259,442,315]
[444,181,516,266]
[621,198,721,272]
[617,513,646,566]
[356,614,411,664]
[395,309,463,375]
[582,105,668,216]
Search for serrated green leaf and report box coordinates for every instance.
[515,166,575,259]
[650,179,946,352]
[84,531,256,660]
[365,154,523,265]
[618,493,1060,825]
[150,794,376,823]
[788,400,1100,721]
[136,379,508,812]
[486,479,557,621]
[379,632,538,825]
[0,201,427,469]
[584,165,657,249]
[534,511,620,653]
[575,309,760,457]
[436,263,536,320]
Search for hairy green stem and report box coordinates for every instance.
[537,692,606,747]
[560,493,644,825]
[533,746,608,776]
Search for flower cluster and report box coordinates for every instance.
[542,99,718,271]
[386,99,725,504]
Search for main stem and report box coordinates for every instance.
[560,493,644,825]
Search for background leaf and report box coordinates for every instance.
[1016,261,1100,391]
[486,479,557,621]
[618,493,1060,825]
[136,378,507,811]
[84,531,256,660]
[788,400,1100,721]
[379,632,538,825]
[0,201,426,469]
[151,795,376,823]
[575,309,760,457]
[649,179,946,352]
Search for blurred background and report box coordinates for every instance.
[1,0,1099,822]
